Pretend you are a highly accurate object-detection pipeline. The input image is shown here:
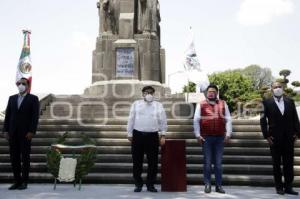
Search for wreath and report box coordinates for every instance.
[46,132,97,182]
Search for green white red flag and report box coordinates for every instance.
[16,30,32,91]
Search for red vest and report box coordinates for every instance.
[199,99,226,136]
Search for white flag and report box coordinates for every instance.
[183,28,201,71]
[183,27,209,92]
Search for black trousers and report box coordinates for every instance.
[270,139,294,189]
[131,129,159,188]
[9,133,32,184]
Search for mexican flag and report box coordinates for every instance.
[16,30,32,92]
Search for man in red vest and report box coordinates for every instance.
[193,84,232,194]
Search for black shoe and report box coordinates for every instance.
[285,188,298,195]
[134,186,142,192]
[17,183,27,190]
[8,183,20,190]
[147,186,158,192]
[276,188,285,195]
[204,184,211,193]
[216,186,225,194]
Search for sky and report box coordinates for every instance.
[0,0,299,110]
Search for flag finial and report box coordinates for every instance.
[22,29,31,34]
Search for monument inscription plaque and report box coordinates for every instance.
[116,48,134,77]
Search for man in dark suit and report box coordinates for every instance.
[260,81,300,195]
[2,78,39,190]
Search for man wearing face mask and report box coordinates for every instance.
[260,81,300,195]
[2,78,40,190]
[127,86,167,193]
[193,84,232,194]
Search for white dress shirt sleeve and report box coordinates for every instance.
[224,102,232,137]
[193,103,201,138]
[158,103,168,135]
[127,102,136,137]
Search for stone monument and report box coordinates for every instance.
[84,0,169,98]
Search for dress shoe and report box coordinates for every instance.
[147,186,158,192]
[134,186,142,192]
[276,188,284,195]
[216,186,226,194]
[285,188,298,195]
[17,183,28,190]
[204,184,211,193]
[8,183,20,190]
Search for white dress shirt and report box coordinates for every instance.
[17,93,27,109]
[273,96,284,115]
[127,100,168,137]
[193,100,232,138]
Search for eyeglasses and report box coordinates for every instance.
[17,82,27,86]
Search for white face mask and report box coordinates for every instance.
[18,84,26,93]
[145,94,154,102]
[273,88,283,97]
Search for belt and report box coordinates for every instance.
[133,129,158,135]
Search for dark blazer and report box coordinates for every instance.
[260,96,300,140]
[3,93,40,136]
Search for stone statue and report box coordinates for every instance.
[156,1,161,43]
[98,0,120,34]
[137,0,160,36]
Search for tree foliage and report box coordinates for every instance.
[208,71,260,112]
[292,81,300,87]
[279,69,291,78]
[239,65,274,90]
[181,66,299,111]
[183,81,196,93]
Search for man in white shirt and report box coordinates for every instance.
[193,84,232,194]
[127,86,167,193]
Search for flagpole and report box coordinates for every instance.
[186,76,190,102]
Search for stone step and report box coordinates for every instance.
[37,119,193,125]
[34,125,194,132]
[0,124,262,132]
[2,154,294,165]
[0,130,267,140]
[50,96,186,104]
[0,172,299,186]
[2,163,299,175]
[0,119,261,126]
[40,113,186,120]
[1,146,299,156]
[1,138,299,147]
[1,114,299,187]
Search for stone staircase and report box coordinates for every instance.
[0,95,299,186]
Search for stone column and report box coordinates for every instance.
[119,0,135,39]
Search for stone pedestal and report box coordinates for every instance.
[135,34,161,82]
[91,0,167,96]
[84,79,171,98]
[92,34,119,82]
